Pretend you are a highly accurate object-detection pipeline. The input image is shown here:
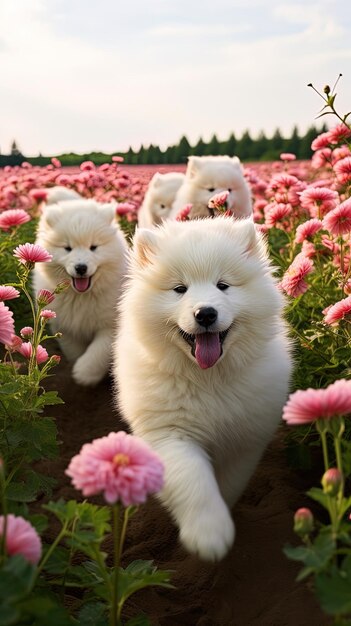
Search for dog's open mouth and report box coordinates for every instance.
[179,328,230,369]
[71,276,92,293]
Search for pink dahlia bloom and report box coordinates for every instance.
[80,161,95,171]
[0,286,20,301]
[0,514,42,564]
[299,187,338,218]
[13,243,52,265]
[51,157,61,168]
[66,431,164,506]
[112,155,124,163]
[280,253,314,298]
[265,202,291,228]
[20,326,33,338]
[283,379,351,425]
[29,188,48,202]
[37,289,55,306]
[208,190,230,210]
[18,342,49,364]
[323,199,351,236]
[323,295,351,325]
[40,309,56,319]
[311,148,333,169]
[295,219,323,243]
[334,156,351,185]
[280,153,296,161]
[328,123,351,144]
[176,204,192,221]
[0,209,31,230]
[311,131,333,151]
[0,302,15,345]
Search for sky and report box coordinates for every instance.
[0,0,350,156]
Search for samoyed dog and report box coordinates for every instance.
[169,155,252,220]
[33,197,128,386]
[114,217,292,561]
[138,172,185,228]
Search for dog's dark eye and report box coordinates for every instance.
[90,245,97,251]
[64,246,72,252]
[174,285,187,294]
[227,188,232,192]
[217,282,229,291]
[207,188,215,193]
[160,204,166,209]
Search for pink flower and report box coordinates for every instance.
[66,431,164,506]
[311,148,333,169]
[18,342,49,364]
[208,191,230,210]
[323,295,351,325]
[283,379,351,425]
[265,202,291,228]
[0,514,42,564]
[334,157,351,185]
[116,202,137,217]
[0,209,31,230]
[295,219,323,243]
[0,286,20,301]
[29,188,48,202]
[280,153,296,161]
[176,204,192,221]
[112,156,124,163]
[321,468,343,496]
[323,199,351,236]
[280,253,314,298]
[80,161,95,171]
[51,157,61,168]
[40,309,56,319]
[299,187,338,218]
[0,302,15,345]
[13,243,52,265]
[293,508,314,536]
[328,123,351,144]
[311,132,333,151]
[20,326,33,338]
[37,289,55,306]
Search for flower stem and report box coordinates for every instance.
[110,503,121,626]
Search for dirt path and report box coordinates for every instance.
[42,355,329,626]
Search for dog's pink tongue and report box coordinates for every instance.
[195,333,221,369]
[73,277,90,292]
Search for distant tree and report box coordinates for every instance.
[205,133,220,155]
[254,131,270,160]
[10,140,22,156]
[223,133,237,156]
[299,125,320,159]
[237,130,255,161]
[174,135,192,163]
[192,137,206,156]
[284,125,301,156]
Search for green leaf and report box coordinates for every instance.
[284,531,335,573]
[0,555,36,602]
[78,602,108,626]
[117,560,174,607]
[126,615,153,626]
[306,487,331,511]
[0,605,20,626]
[315,556,351,615]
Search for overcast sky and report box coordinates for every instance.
[1,0,350,156]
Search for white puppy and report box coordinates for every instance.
[170,155,252,219]
[33,198,128,386]
[114,217,292,561]
[138,172,185,228]
[45,186,82,204]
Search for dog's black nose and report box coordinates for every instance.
[74,263,88,276]
[194,307,218,327]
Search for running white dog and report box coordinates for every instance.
[138,172,185,228]
[33,197,128,386]
[170,155,252,219]
[114,216,292,561]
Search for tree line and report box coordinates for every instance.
[0,124,328,168]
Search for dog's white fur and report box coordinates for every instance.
[33,197,128,386]
[45,186,82,204]
[114,216,292,561]
[138,172,185,228]
[169,155,252,219]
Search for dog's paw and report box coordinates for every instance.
[179,505,235,561]
[72,359,105,387]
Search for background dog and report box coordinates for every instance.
[138,172,185,228]
[114,216,292,561]
[33,197,128,386]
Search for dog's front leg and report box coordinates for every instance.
[72,328,112,386]
[144,434,235,561]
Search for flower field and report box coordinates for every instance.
[0,89,351,624]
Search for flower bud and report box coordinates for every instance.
[54,280,70,294]
[293,508,314,536]
[321,468,343,496]
[323,85,331,95]
[37,289,55,306]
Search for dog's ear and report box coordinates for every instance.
[151,173,162,187]
[133,228,159,266]
[99,203,117,223]
[235,218,260,256]
[231,156,244,170]
[186,156,202,178]
[42,204,63,228]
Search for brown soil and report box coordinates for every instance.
[42,354,330,626]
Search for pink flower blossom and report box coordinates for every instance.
[18,342,49,364]
[323,295,351,325]
[51,157,61,168]
[112,156,124,162]
[0,302,15,345]
[322,199,351,236]
[37,289,55,306]
[328,123,351,144]
[295,219,323,243]
[20,326,33,338]
[176,204,192,221]
[299,187,338,218]
[280,253,314,298]
[40,309,56,319]
[0,209,31,230]
[265,202,292,228]
[0,514,42,564]
[311,148,333,169]
[13,243,52,265]
[311,132,333,151]
[334,156,351,185]
[116,202,137,216]
[29,188,48,202]
[208,190,230,210]
[283,379,351,425]
[80,161,95,171]
[280,153,296,161]
[66,431,164,506]
[0,286,20,301]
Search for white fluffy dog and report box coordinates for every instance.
[33,197,128,386]
[114,217,292,561]
[138,172,185,228]
[170,155,252,219]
